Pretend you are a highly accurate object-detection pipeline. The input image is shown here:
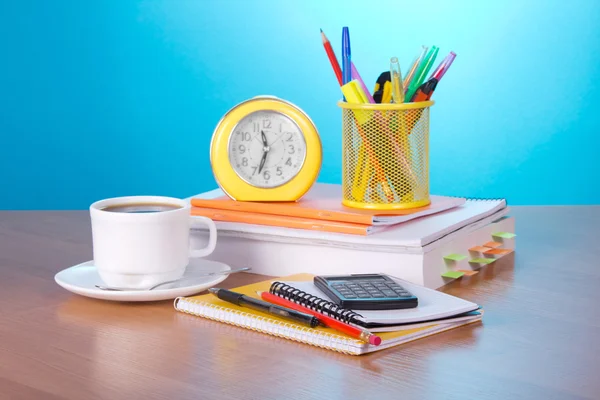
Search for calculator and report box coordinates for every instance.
[314,274,418,310]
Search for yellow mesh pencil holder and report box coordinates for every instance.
[338,100,434,210]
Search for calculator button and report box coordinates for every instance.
[382,290,397,297]
[371,293,385,298]
[344,294,357,299]
[357,294,371,298]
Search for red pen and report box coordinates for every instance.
[258,291,382,346]
[320,29,343,86]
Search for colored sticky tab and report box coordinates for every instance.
[483,248,513,256]
[492,232,517,239]
[441,271,465,279]
[469,258,496,265]
[458,270,479,276]
[483,241,503,248]
[444,253,467,261]
[469,246,490,253]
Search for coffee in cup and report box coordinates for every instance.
[100,203,183,213]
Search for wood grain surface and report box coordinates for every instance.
[1,207,599,400]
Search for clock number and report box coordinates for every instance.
[238,144,245,154]
[240,132,251,141]
[288,145,295,154]
[242,157,248,167]
[263,119,272,128]
[276,167,282,176]
[252,166,257,176]
[253,122,259,132]
[264,171,270,180]
[286,133,294,142]
[285,157,292,166]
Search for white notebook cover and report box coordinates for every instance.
[280,279,480,325]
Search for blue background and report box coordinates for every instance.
[1,0,599,209]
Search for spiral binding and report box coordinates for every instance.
[269,281,364,324]
[465,197,506,202]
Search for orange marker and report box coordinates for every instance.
[410,77,438,102]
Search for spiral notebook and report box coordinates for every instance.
[190,188,507,249]
[174,274,483,355]
[271,279,482,331]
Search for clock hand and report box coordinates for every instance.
[258,151,267,174]
[258,130,270,174]
[261,130,268,147]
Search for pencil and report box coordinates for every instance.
[320,29,343,86]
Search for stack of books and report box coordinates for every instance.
[187,183,515,289]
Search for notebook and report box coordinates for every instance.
[191,183,465,226]
[191,207,380,235]
[174,274,483,355]
[272,278,481,330]
[190,189,507,250]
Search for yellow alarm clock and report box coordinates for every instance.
[210,96,322,201]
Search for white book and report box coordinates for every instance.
[187,189,516,289]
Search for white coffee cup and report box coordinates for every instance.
[89,195,217,289]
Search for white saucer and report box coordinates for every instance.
[54,259,232,302]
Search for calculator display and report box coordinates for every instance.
[314,274,418,310]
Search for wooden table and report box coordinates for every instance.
[1,207,599,400]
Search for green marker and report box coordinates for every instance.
[405,46,439,102]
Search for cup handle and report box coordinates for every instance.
[189,216,217,258]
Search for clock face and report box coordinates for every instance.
[228,110,307,188]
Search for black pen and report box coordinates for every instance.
[208,288,320,328]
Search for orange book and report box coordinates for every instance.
[191,207,376,235]
[191,183,465,226]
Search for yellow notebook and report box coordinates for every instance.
[174,274,482,356]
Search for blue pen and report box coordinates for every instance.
[342,27,351,84]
